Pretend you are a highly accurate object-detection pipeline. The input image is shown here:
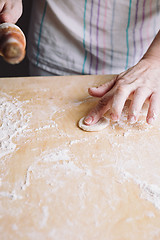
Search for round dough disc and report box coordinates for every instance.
[78,116,109,132]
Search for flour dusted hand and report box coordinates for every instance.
[84,58,160,126]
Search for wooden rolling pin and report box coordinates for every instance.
[0,23,26,64]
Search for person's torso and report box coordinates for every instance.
[28,0,160,75]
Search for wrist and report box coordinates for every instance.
[142,30,160,63]
[141,53,160,66]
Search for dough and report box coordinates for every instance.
[78,116,109,132]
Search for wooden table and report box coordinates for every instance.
[0,75,160,240]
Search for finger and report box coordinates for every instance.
[0,3,22,24]
[128,88,151,123]
[88,77,116,98]
[0,11,13,23]
[147,93,159,124]
[0,2,5,11]
[110,86,130,121]
[84,94,111,125]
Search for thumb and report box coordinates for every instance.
[88,76,117,98]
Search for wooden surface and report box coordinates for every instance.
[0,75,160,240]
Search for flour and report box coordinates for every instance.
[119,169,160,210]
[0,92,30,158]
[85,169,92,177]
[73,96,93,106]
[34,123,57,132]
[40,148,71,163]
[145,211,155,218]
[39,147,85,175]
[40,206,49,228]
[134,179,160,210]
[12,224,18,231]
[69,138,88,146]
[140,183,160,210]
[108,127,160,211]
[21,146,81,191]
[0,190,23,200]
[50,106,59,115]
[110,105,152,134]
[21,166,32,191]
[34,119,69,138]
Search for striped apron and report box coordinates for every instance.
[27,0,160,75]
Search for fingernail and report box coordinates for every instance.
[147,117,153,124]
[84,116,93,125]
[89,87,98,92]
[90,87,97,90]
[111,113,118,121]
[129,116,136,124]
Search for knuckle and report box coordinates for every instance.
[116,84,128,95]
[0,14,10,23]
[116,78,124,87]
[116,71,126,79]
[97,97,108,109]
[115,77,128,89]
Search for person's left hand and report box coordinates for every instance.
[84,58,160,125]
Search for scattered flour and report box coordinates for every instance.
[12,224,18,231]
[37,147,83,175]
[21,166,32,191]
[72,96,93,106]
[119,170,160,210]
[21,145,92,191]
[145,211,155,218]
[34,123,57,132]
[110,105,152,134]
[0,190,23,200]
[140,183,160,210]
[40,148,71,163]
[69,138,88,146]
[40,206,49,228]
[0,92,31,158]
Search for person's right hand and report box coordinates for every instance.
[84,58,160,126]
[0,0,23,23]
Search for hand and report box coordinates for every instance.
[84,58,160,125]
[0,0,22,23]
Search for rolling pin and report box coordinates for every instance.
[0,23,26,64]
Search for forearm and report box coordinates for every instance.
[143,30,160,62]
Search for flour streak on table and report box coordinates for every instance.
[0,75,160,240]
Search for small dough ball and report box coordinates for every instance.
[78,116,109,132]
